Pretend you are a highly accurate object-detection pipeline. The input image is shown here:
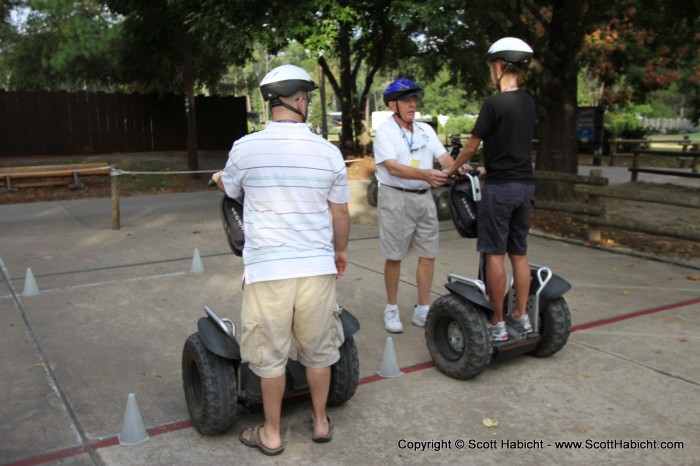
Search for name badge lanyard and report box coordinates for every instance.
[397,119,415,152]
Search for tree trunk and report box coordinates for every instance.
[533,1,590,200]
[338,21,355,154]
[183,28,199,176]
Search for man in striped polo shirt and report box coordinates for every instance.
[213,64,350,456]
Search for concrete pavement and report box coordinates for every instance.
[1,178,699,466]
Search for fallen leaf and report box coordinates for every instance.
[687,274,700,281]
[579,427,588,433]
[677,337,688,343]
[622,290,630,295]
[654,348,662,354]
[581,373,592,378]
[482,418,499,428]
[192,229,201,234]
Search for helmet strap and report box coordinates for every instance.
[270,98,308,123]
[492,62,515,93]
[391,101,413,130]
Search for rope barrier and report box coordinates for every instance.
[110,169,218,176]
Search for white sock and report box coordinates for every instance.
[385,304,398,312]
[415,304,430,312]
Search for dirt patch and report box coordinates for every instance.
[2,153,699,264]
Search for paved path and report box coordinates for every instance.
[1,180,698,465]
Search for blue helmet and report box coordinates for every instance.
[383,78,424,105]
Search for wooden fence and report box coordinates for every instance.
[534,170,700,244]
[0,90,247,157]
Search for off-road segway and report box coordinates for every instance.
[425,172,572,380]
[181,191,361,435]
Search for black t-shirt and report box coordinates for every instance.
[471,90,535,184]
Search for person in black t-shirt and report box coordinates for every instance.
[445,37,536,342]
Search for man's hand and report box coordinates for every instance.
[334,251,348,279]
[211,171,225,192]
[425,169,448,188]
[456,163,473,176]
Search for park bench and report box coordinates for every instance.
[0,162,111,190]
[628,149,700,182]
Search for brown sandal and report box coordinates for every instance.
[239,425,285,456]
[311,415,333,443]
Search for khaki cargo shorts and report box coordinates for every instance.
[378,184,440,260]
[240,275,344,378]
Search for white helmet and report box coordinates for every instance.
[486,37,533,66]
[259,64,318,101]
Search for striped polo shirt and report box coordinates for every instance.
[221,122,349,284]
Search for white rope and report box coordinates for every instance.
[110,169,218,176]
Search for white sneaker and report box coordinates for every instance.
[490,321,507,341]
[412,305,428,327]
[384,307,404,333]
[519,314,533,333]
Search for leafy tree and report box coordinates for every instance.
[411,0,697,199]
[2,0,120,90]
[104,0,288,170]
[580,0,700,123]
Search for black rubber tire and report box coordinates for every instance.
[182,333,238,435]
[425,294,492,380]
[367,174,378,207]
[432,186,451,220]
[529,297,571,357]
[327,336,360,406]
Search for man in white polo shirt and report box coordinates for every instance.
[212,64,350,456]
[374,78,455,333]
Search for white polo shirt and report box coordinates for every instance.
[221,122,349,284]
[373,117,447,190]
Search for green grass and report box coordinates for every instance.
[645,132,700,151]
[113,160,187,191]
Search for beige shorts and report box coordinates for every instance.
[378,185,440,260]
[240,275,344,378]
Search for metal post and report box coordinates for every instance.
[587,169,603,242]
[111,169,120,230]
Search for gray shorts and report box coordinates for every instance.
[477,183,535,255]
[378,184,439,260]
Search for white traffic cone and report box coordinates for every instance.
[118,393,149,446]
[22,268,40,296]
[190,248,204,273]
[376,336,403,378]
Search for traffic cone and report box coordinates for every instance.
[190,248,204,273]
[376,336,403,378]
[118,393,149,446]
[22,268,40,296]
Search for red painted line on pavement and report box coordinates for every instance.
[11,297,699,466]
[570,297,700,333]
[6,446,87,466]
[91,419,194,450]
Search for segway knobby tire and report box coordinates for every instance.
[528,297,571,357]
[327,336,360,406]
[367,174,378,207]
[432,186,451,221]
[425,294,491,380]
[182,333,238,435]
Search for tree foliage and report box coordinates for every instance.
[580,0,700,122]
[1,0,697,181]
[2,0,120,90]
